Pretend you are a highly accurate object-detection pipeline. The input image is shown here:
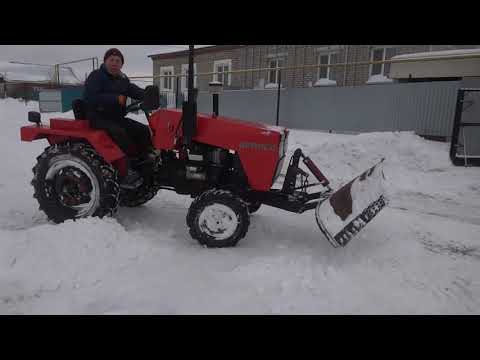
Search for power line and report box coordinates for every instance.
[9,61,54,67]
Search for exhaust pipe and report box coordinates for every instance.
[182,44,197,146]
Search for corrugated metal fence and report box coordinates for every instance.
[196,80,462,138]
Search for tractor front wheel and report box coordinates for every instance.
[186,189,250,248]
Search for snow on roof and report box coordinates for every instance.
[147,45,216,58]
[392,48,480,61]
[0,62,82,85]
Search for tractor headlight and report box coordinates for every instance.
[274,130,288,184]
[279,131,289,157]
[283,131,289,155]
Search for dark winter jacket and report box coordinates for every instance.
[83,63,145,122]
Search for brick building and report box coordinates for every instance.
[149,45,480,93]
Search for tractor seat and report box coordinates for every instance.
[49,99,91,131]
[72,99,87,120]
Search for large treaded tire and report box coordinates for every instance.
[120,183,160,207]
[247,201,262,214]
[186,189,250,248]
[31,142,120,223]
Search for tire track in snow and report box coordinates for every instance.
[389,189,480,226]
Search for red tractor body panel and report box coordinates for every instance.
[149,109,287,191]
[21,110,287,191]
[20,119,128,175]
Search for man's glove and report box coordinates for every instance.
[118,95,127,106]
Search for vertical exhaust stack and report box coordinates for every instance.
[182,44,197,146]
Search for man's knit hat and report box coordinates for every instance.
[104,48,124,64]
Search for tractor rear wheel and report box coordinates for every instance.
[31,142,120,223]
[186,189,250,248]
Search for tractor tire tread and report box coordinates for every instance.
[32,141,120,223]
[186,189,250,248]
[120,183,160,207]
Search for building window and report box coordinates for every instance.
[315,52,337,86]
[160,66,174,91]
[368,47,396,83]
[213,59,232,86]
[181,63,197,91]
[268,58,284,86]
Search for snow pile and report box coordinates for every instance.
[0,62,82,85]
[366,75,393,84]
[1,98,480,314]
[284,130,455,198]
[314,78,337,87]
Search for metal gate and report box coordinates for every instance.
[450,88,480,166]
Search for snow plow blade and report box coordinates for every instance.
[315,159,388,248]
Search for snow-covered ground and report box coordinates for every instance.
[1,98,480,314]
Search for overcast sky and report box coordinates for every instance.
[0,45,196,80]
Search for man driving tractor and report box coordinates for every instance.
[83,48,153,189]
[21,44,388,248]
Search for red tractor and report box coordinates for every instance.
[20,46,387,248]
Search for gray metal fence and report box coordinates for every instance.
[196,80,463,138]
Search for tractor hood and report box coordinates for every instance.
[149,109,289,191]
[149,109,288,154]
[194,112,287,152]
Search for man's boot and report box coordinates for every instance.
[145,146,161,161]
[120,158,143,190]
[120,169,143,190]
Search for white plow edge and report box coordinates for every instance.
[315,159,388,248]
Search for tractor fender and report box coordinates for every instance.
[20,125,128,175]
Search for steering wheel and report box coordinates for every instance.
[125,99,143,113]
[125,99,153,121]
